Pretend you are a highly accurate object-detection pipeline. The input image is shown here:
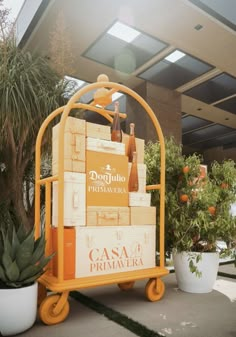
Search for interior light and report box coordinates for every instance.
[164,50,186,63]
[107,21,140,43]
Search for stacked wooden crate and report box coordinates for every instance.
[51,116,156,279]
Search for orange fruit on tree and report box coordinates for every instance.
[180,194,188,202]
[182,166,190,174]
[220,182,229,189]
[208,206,216,215]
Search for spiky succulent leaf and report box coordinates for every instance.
[1,229,13,261]
[0,230,4,261]
[11,225,20,260]
[2,250,13,271]
[19,255,52,282]
[0,265,7,282]
[0,221,53,288]
[5,260,20,282]
[16,227,35,270]
[20,272,44,286]
[16,225,27,243]
[30,234,46,265]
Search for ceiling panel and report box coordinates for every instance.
[139,50,213,90]
[189,130,236,150]
[188,0,236,31]
[215,96,236,115]
[184,73,236,104]
[83,21,168,74]
[182,115,212,133]
[182,123,234,145]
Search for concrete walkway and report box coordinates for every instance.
[19,263,236,337]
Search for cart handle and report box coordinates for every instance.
[146,184,161,191]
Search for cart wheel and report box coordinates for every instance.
[145,278,165,302]
[118,281,135,291]
[38,283,47,307]
[38,294,70,325]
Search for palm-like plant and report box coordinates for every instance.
[0,31,67,230]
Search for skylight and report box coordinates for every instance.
[112,92,123,102]
[165,50,186,63]
[65,76,85,89]
[107,21,140,43]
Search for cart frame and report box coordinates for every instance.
[35,78,169,325]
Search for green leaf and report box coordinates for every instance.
[0,265,7,282]
[20,272,44,285]
[2,250,13,270]
[16,225,27,243]
[196,254,202,263]
[11,225,20,260]
[16,227,35,270]
[5,260,20,282]
[31,234,46,265]
[19,255,52,282]
[1,228,13,261]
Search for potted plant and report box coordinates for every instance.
[0,210,53,336]
[145,138,236,293]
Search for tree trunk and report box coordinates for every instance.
[10,173,32,231]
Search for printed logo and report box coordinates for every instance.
[88,163,127,193]
[88,242,144,272]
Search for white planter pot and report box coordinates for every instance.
[0,282,38,336]
[173,252,219,293]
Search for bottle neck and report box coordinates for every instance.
[132,152,137,163]
[130,123,135,136]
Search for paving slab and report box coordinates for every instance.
[16,264,236,337]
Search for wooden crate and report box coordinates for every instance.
[75,225,156,278]
[52,117,86,175]
[52,172,86,226]
[87,206,130,226]
[87,137,125,155]
[86,122,111,140]
[129,192,151,207]
[130,207,156,225]
[51,227,75,280]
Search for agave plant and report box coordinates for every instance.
[0,223,52,288]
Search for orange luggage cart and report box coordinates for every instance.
[35,76,169,325]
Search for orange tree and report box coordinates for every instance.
[145,138,236,262]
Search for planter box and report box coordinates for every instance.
[87,206,130,226]
[86,151,128,206]
[86,122,111,140]
[52,172,86,226]
[52,117,86,175]
[75,225,156,278]
[130,206,156,225]
[129,192,151,207]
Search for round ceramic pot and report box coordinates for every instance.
[0,282,38,336]
[173,252,219,293]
